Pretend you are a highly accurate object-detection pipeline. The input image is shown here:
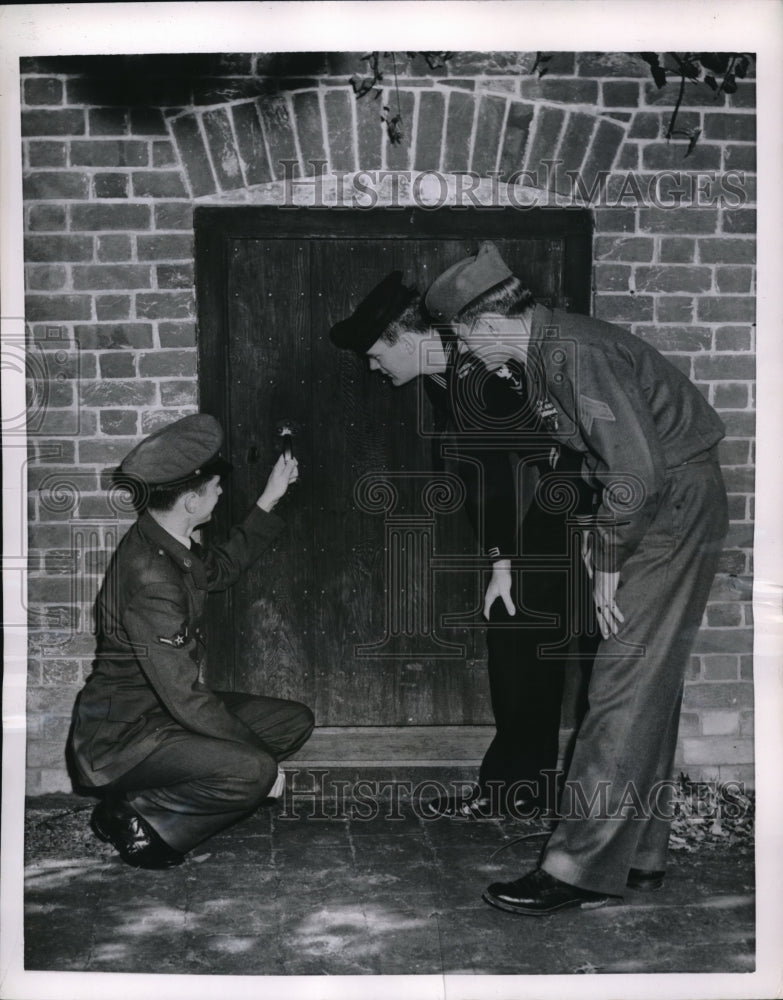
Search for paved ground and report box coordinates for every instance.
[23,788,755,978]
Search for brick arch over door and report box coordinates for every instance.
[169,88,626,199]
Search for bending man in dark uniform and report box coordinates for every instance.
[330,261,598,818]
[426,243,729,913]
[70,413,314,869]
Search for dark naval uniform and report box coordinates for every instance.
[70,414,313,868]
[425,343,598,807]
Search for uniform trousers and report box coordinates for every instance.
[541,451,728,895]
[100,692,314,853]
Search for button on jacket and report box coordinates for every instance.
[71,505,285,786]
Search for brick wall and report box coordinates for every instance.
[20,52,756,792]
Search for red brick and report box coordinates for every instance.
[170,114,217,197]
[138,350,196,377]
[152,141,177,167]
[642,142,722,172]
[141,408,192,433]
[443,91,476,173]
[158,321,196,347]
[26,264,68,291]
[579,118,626,186]
[617,143,639,170]
[159,380,197,406]
[639,208,718,234]
[23,171,90,200]
[682,680,751,707]
[136,234,193,261]
[681,737,753,766]
[414,90,446,172]
[576,52,646,78]
[720,412,755,437]
[593,208,636,233]
[594,264,630,292]
[628,111,660,139]
[636,325,711,353]
[71,204,151,231]
[79,379,157,407]
[88,107,130,136]
[722,209,756,235]
[70,139,148,167]
[100,409,139,435]
[131,169,188,199]
[79,439,138,464]
[698,238,755,264]
[706,604,743,627]
[25,294,92,322]
[556,112,597,187]
[659,237,695,263]
[715,267,753,295]
[23,77,64,105]
[523,105,566,182]
[594,236,654,262]
[259,97,299,182]
[714,325,753,352]
[635,265,712,294]
[519,78,599,104]
[723,145,756,172]
[28,205,67,231]
[696,297,755,324]
[317,90,351,174]
[22,109,86,136]
[136,292,195,319]
[129,107,168,135]
[386,90,415,172]
[601,81,641,108]
[96,234,132,262]
[713,383,750,409]
[229,103,272,186]
[154,202,194,230]
[594,294,653,323]
[470,95,506,175]
[94,174,129,199]
[96,294,131,321]
[703,112,755,142]
[74,323,153,349]
[293,91,327,176]
[694,350,755,380]
[73,264,151,290]
[99,352,137,378]
[27,141,67,167]
[157,264,193,289]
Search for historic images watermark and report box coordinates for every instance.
[278,159,750,211]
[279,769,751,823]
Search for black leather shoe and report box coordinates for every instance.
[91,798,185,870]
[423,793,499,819]
[627,867,666,891]
[483,867,610,915]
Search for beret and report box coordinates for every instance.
[329,271,418,354]
[120,413,232,486]
[424,242,513,323]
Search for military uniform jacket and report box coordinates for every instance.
[425,338,595,560]
[71,505,284,787]
[527,305,725,571]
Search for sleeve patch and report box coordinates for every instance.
[158,623,189,648]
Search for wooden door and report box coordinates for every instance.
[196,208,591,726]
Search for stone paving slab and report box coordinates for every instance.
[23,794,755,977]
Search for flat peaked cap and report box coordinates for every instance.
[120,413,232,486]
[329,271,418,354]
[424,242,513,323]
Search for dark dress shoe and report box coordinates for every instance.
[423,793,499,819]
[91,798,184,870]
[627,867,666,891]
[483,867,610,915]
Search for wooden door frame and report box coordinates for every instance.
[194,207,593,761]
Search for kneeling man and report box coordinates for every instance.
[70,413,314,869]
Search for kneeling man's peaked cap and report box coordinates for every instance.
[120,413,232,486]
[329,271,417,354]
[425,242,513,323]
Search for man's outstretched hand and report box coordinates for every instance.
[257,454,299,512]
